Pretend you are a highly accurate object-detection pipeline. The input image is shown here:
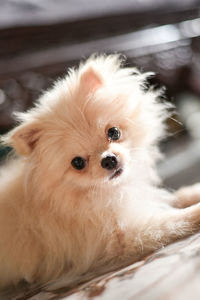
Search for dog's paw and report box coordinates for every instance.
[173,183,200,208]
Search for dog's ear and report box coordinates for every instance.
[2,121,42,156]
[80,67,103,93]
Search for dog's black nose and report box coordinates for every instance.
[101,155,118,170]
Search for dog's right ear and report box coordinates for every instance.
[80,66,103,93]
[2,120,42,156]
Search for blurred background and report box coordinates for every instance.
[0,0,200,189]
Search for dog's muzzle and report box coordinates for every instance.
[101,155,123,180]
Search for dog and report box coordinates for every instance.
[0,54,200,287]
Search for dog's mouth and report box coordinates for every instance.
[109,167,123,180]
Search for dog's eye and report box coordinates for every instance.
[107,127,121,141]
[71,157,86,170]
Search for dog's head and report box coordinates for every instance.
[3,55,169,193]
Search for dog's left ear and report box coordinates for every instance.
[2,121,42,156]
[80,67,103,93]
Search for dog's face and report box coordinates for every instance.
[61,108,133,188]
[5,55,167,192]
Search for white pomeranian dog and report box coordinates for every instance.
[0,54,200,287]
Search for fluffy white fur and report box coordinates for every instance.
[1,54,200,287]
